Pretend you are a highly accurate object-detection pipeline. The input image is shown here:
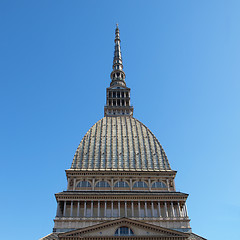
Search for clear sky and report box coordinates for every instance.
[0,0,239,239]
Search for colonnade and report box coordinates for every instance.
[107,90,130,107]
[108,99,130,107]
[108,91,129,99]
[56,200,188,219]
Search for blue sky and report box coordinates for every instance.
[0,0,239,239]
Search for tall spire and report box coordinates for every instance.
[104,25,133,117]
[110,24,126,87]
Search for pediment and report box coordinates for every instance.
[58,218,189,239]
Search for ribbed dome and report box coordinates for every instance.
[71,117,171,171]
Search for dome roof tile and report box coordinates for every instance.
[71,117,171,171]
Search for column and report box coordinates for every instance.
[158,202,161,217]
[131,201,134,217]
[104,201,107,217]
[138,201,141,217]
[184,203,188,217]
[151,201,154,217]
[178,202,181,217]
[125,201,127,217]
[63,201,66,217]
[171,202,175,218]
[111,201,114,217]
[91,201,93,217]
[118,201,120,217]
[182,203,185,217]
[84,201,87,217]
[77,201,80,217]
[92,178,95,191]
[56,202,60,217]
[182,203,186,217]
[145,202,147,217]
[164,202,168,218]
[70,201,73,217]
[98,201,100,218]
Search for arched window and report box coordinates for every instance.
[115,227,134,236]
[114,181,129,188]
[151,182,167,188]
[95,181,110,188]
[76,181,91,188]
[133,181,148,188]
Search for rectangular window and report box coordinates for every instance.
[113,202,118,217]
[93,202,98,217]
[146,202,152,217]
[127,202,132,217]
[152,202,158,217]
[120,202,125,217]
[86,202,91,217]
[72,202,78,217]
[100,202,105,217]
[106,202,111,217]
[65,202,71,217]
[133,202,138,217]
[139,202,145,217]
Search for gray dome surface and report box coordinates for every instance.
[71,117,171,171]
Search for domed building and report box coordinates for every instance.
[41,26,206,240]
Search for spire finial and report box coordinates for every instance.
[111,24,125,86]
[115,23,120,42]
[104,26,133,117]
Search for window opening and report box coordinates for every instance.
[76,181,91,188]
[95,181,111,188]
[133,181,148,188]
[151,182,167,188]
[114,181,129,188]
[115,227,134,236]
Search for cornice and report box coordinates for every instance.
[54,218,191,224]
[65,170,177,178]
[55,191,188,201]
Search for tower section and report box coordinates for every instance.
[53,26,191,234]
[41,25,206,240]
